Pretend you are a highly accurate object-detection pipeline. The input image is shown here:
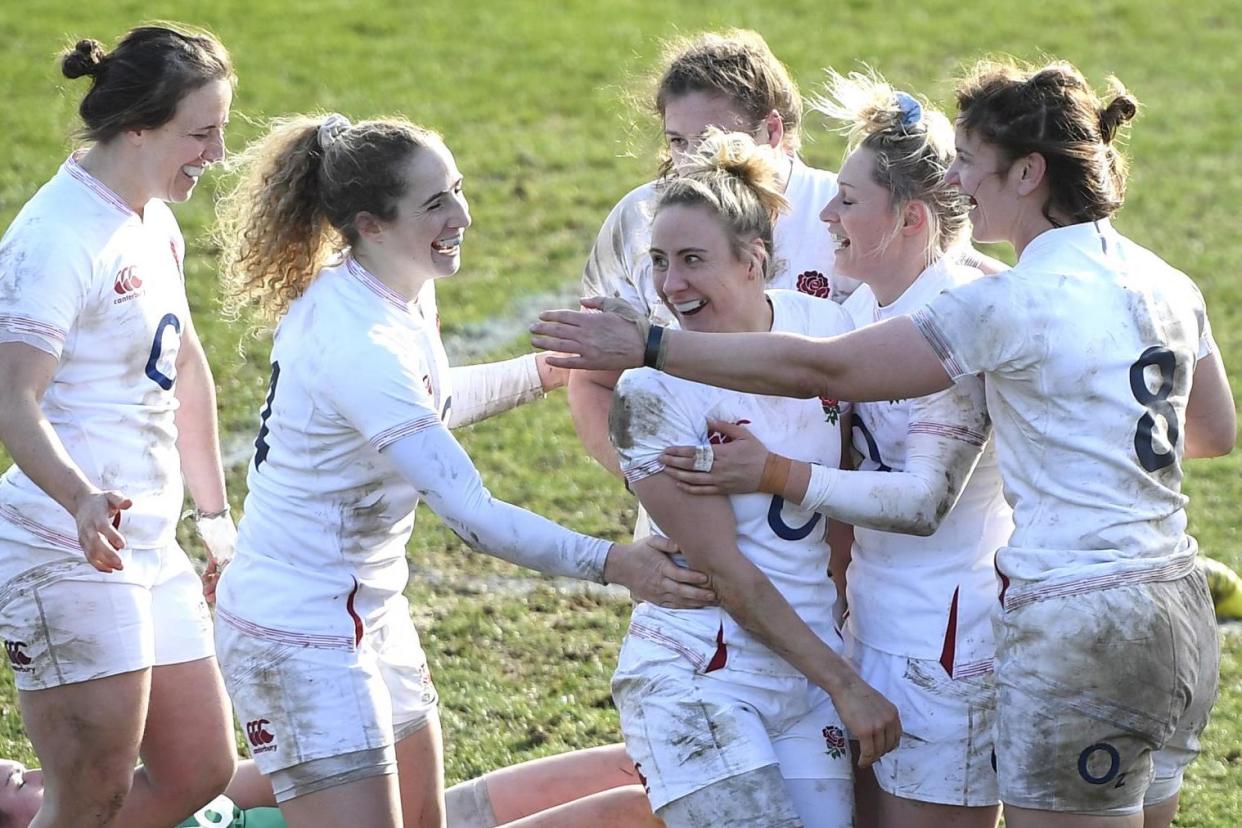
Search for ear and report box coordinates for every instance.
[900,201,928,236]
[761,109,785,150]
[1014,152,1048,196]
[354,211,385,241]
[746,238,766,280]
[120,127,147,148]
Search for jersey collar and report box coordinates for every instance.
[1019,218,1117,266]
[345,255,419,314]
[64,152,139,218]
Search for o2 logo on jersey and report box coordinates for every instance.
[1078,742,1127,789]
[144,313,182,390]
[4,640,32,672]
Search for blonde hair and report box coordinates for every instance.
[955,58,1138,225]
[215,114,440,323]
[655,129,789,281]
[651,29,802,178]
[812,69,967,266]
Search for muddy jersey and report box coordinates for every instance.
[842,259,1012,669]
[612,290,853,674]
[0,154,190,551]
[218,257,608,643]
[912,220,1215,597]
[583,158,856,327]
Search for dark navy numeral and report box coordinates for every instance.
[144,313,182,390]
[852,417,892,472]
[1129,346,1180,472]
[254,361,281,471]
[767,495,822,541]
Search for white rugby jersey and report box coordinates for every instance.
[218,257,608,644]
[612,290,853,674]
[0,154,190,551]
[842,260,1012,668]
[582,158,857,327]
[913,220,1214,597]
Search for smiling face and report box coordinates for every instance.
[366,140,472,282]
[0,760,43,828]
[819,147,901,281]
[650,203,765,333]
[131,79,232,205]
[662,91,774,171]
[945,125,1014,244]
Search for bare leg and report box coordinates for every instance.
[500,786,660,828]
[1004,804,1142,828]
[279,772,402,828]
[851,747,880,828]
[1142,793,1179,828]
[121,657,236,827]
[223,760,278,809]
[875,790,999,828]
[22,670,149,828]
[481,743,643,824]
[395,715,446,828]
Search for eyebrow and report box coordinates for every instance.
[420,177,464,209]
[651,246,708,256]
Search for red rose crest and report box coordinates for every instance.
[708,419,751,445]
[820,397,841,425]
[796,270,831,299]
[823,724,847,759]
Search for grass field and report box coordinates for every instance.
[2,0,1241,823]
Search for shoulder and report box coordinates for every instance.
[601,181,659,230]
[768,288,853,337]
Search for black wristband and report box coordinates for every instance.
[643,325,665,369]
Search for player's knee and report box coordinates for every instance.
[189,749,237,804]
[45,760,134,823]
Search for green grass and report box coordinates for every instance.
[2,0,1241,823]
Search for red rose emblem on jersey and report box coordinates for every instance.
[796,270,831,299]
[820,397,841,425]
[823,724,847,759]
[708,419,751,445]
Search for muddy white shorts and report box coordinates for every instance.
[216,600,438,793]
[611,632,853,824]
[994,569,1218,815]
[844,632,998,807]
[0,522,213,691]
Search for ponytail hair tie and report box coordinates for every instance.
[317,113,352,150]
[894,91,924,131]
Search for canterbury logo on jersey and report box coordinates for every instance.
[4,640,32,671]
[113,265,146,304]
[245,719,277,753]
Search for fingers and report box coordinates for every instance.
[707,418,753,439]
[644,534,679,554]
[81,533,124,573]
[660,559,709,586]
[537,310,588,326]
[657,583,717,608]
[579,296,607,311]
[856,733,878,769]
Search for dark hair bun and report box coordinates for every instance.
[1098,94,1138,143]
[62,39,106,79]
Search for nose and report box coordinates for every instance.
[944,158,961,187]
[453,194,472,231]
[204,132,226,164]
[26,768,43,789]
[819,194,841,225]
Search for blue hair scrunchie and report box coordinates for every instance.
[894,91,923,130]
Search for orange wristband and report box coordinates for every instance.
[758,453,792,495]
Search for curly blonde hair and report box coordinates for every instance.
[812,69,967,266]
[655,129,789,281]
[215,115,440,323]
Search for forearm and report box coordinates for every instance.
[0,393,97,515]
[568,369,625,478]
[658,317,951,403]
[174,347,227,513]
[385,427,610,581]
[446,353,545,428]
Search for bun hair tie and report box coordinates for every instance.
[894,91,924,131]
[317,113,352,150]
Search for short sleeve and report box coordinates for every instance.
[322,327,442,451]
[0,226,95,358]
[581,188,653,316]
[610,369,705,485]
[911,272,1036,379]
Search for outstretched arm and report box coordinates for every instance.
[533,303,952,404]
[446,352,561,429]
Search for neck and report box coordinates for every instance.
[737,292,774,333]
[78,143,150,215]
[353,247,430,303]
[865,245,929,307]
